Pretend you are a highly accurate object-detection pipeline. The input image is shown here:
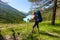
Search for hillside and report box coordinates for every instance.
[0,1,25,23]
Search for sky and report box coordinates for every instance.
[2,0,31,13]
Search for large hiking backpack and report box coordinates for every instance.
[36,10,43,22]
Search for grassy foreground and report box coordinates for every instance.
[0,20,60,40]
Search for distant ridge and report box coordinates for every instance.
[0,1,25,23]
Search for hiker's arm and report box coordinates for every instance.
[32,15,36,20]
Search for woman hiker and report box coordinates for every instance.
[32,10,42,32]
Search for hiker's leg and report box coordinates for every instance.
[32,22,37,32]
[37,22,39,32]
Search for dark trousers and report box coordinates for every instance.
[33,21,39,28]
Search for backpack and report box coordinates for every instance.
[36,10,43,22]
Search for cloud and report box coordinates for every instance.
[23,15,34,22]
[1,0,9,3]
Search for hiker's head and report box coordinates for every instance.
[32,12,36,15]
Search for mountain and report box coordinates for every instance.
[0,1,25,23]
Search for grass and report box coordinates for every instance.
[0,20,60,40]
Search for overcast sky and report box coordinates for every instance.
[2,0,31,13]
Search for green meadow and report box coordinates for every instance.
[0,20,60,40]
